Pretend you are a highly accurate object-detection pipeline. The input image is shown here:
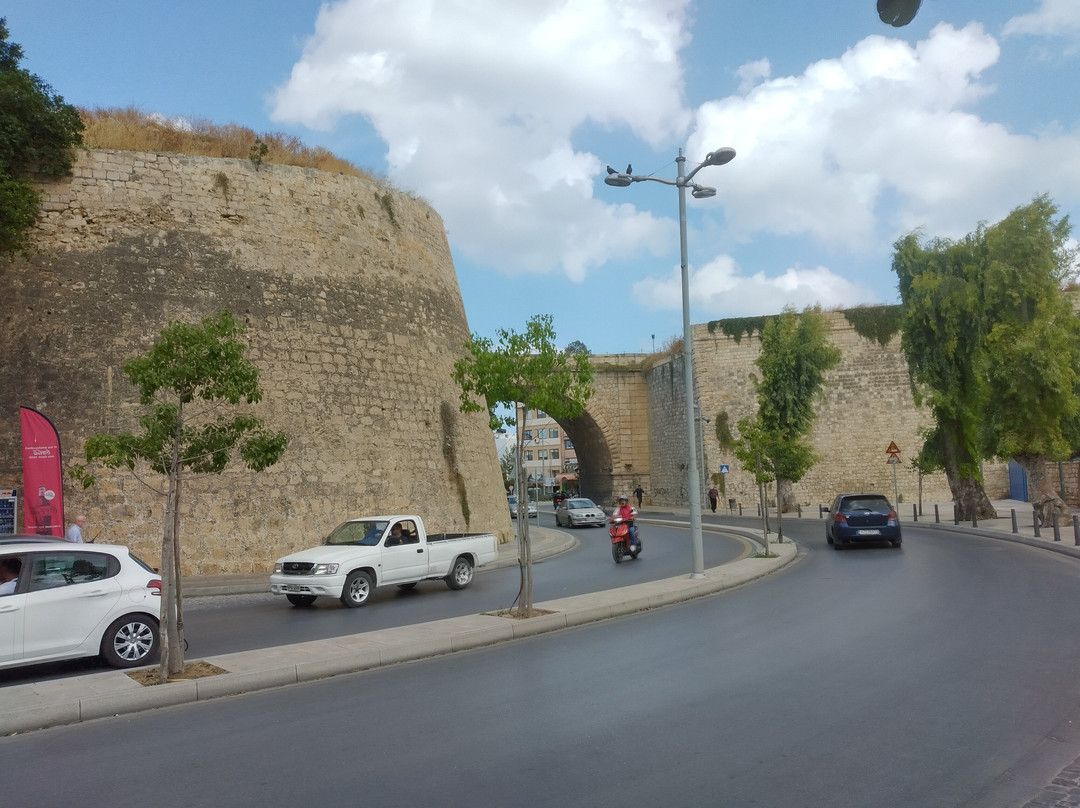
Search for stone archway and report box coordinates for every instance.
[561,409,615,506]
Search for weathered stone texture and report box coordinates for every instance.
[641,314,1009,510]
[0,149,512,573]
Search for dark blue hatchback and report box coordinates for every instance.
[826,493,902,549]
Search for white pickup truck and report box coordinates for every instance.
[269,515,499,608]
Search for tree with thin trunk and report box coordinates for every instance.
[71,311,288,681]
[751,306,840,512]
[452,314,593,616]
[732,415,776,554]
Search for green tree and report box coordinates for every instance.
[894,196,1080,522]
[564,339,589,356]
[499,443,516,490]
[72,311,288,680]
[732,415,778,552]
[893,229,998,521]
[452,314,593,615]
[752,306,841,511]
[0,18,84,254]
[979,196,1080,519]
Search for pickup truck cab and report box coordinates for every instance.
[270,515,498,608]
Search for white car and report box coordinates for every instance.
[507,496,538,519]
[0,541,162,670]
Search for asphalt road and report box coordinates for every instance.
[0,512,750,685]
[4,518,1080,806]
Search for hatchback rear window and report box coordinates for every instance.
[841,496,891,512]
[27,551,118,592]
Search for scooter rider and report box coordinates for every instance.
[609,494,639,550]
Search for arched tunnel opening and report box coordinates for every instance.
[559,409,615,507]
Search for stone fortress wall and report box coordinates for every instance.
[0,149,513,574]
[645,314,1011,512]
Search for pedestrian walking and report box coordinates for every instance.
[66,514,87,543]
[633,485,644,508]
[707,485,719,513]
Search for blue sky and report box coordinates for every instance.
[7,1,1080,354]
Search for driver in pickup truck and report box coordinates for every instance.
[386,524,407,546]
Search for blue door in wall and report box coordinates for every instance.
[1008,461,1028,502]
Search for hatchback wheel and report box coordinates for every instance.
[101,614,159,668]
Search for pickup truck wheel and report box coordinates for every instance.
[287,594,317,607]
[445,556,474,590]
[341,570,374,608]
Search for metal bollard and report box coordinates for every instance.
[1073,515,1080,546]
[1053,514,1061,542]
[797,504,802,518]
[1011,508,1018,534]
[972,512,978,528]
[738,503,742,516]
[954,508,959,525]
[912,504,918,522]
[1034,513,1041,538]
[935,504,940,524]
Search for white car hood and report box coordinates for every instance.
[278,544,379,564]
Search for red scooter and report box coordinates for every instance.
[610,516,642,563]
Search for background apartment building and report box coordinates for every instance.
[498,407,578,498]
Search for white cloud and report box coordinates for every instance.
[1004,0,1080,38]
[272,0,693,279]
[271,7,1080,312]
[735,58,771,94]
[632,255,877,316]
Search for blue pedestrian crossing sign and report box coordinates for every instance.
[719,464,730,474]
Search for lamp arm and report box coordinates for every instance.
[627,174,678,188]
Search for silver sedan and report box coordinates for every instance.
[554,498,607,528]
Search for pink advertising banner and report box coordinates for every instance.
[20,407,64,537]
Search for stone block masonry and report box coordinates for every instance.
[645,315,1010,512]
[0,149,512,574]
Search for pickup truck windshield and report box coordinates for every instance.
[325,520,388,546]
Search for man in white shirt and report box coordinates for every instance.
[66,514,87,543]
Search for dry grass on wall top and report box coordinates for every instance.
[79,106,372,179]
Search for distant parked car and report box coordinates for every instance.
[0,541,162,670]
[507,495,538,519]
[555,497,607,528]
[826,493,902,549]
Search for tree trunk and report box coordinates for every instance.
[777,478,797,513]
[1018,454,1068,526]
[516,437,533,617]
[159,467,182,680]
[939,424,996,522]
[774,481,785,544]
[159,408,185,681]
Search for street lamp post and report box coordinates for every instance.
[605,146,736,578]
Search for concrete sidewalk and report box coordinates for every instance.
[0,522,794,735]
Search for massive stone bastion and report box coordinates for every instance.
[0,149,512,573]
